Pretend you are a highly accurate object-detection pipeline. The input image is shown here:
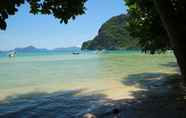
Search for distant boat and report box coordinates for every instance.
[72,52,80,55]
[96,49,106,54]
[8,51,16,58]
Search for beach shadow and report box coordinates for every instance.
[122,72,162,89]
[0,89,111,118]
[79,72,186,118]
[119,72,186,118]
[160,62,178,68]
[0,89,132,118]
[161,61,181,73]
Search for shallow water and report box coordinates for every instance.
[0,51,177,117]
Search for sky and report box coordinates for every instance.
[0,0,127,51]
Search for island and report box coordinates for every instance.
[81,14,140,50]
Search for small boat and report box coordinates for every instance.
[96,49,106,54]
[8,51,16,58]
[72,52,80,55]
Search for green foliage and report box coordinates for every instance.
[81,14,140,50]
[124,0,171,54]
[0,0,87,30]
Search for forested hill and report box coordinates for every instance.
[81,14,140,50]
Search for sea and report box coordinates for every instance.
[0,51,177,118]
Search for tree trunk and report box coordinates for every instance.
[153,0,186,82]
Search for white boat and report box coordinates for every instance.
[8,51,16,57]
[72,52,80,55]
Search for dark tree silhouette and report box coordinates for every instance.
[153,0,186,82]
[125,0,186,82]
[0,0,87,30]
[125,0,171,54]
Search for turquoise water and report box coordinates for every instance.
[0,51,101,89]
[0,51,177,117]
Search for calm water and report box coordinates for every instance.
[0,51,176,117]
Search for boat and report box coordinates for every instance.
[72,52,80,55]
[96,49,106,54]
[8,51,16,58]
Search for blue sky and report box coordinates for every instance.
[0,0,127,50]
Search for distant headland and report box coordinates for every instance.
[81,14,140,50]
[0,46,81,53]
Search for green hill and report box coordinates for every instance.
[81,14,140,50]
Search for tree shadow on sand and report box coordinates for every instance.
[160,61,180,73]
[120,72,186,118]
[0,89,129,118]
[160,62,178,68]
[0,89,111,118]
